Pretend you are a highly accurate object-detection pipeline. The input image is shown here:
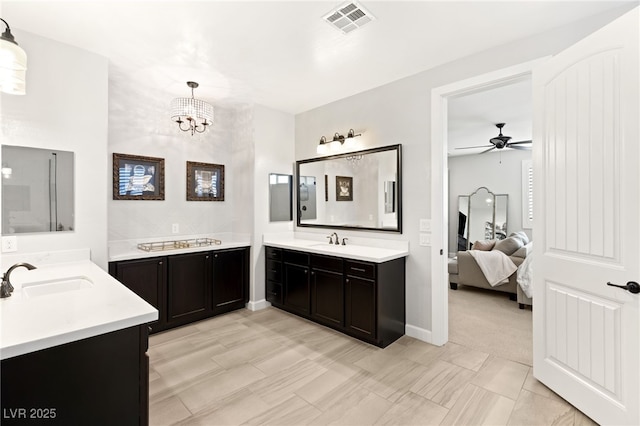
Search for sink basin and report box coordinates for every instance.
[309,243,345,249]
[22,276,93,298]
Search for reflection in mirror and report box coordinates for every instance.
[298,176,317,220]
[269,173,293,222]
[384,181,396,213]
[457,186,508,250]
[296,144,402,233]
[2,145,75,234]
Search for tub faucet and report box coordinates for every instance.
[1,263,37,298]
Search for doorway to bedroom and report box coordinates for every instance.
[444,74,534,366]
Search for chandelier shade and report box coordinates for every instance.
[0,18,27,95]
[171,81,213,136]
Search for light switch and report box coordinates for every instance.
[419,233,431,246]
[419,219,431,232]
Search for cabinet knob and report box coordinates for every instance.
[346,278,350,283]
[158,261,163,265]
[215,254,218,258]
[205,255,209,259]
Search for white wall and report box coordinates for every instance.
[0,30,109,268]
[448,149,532,254]
[108,75,250,241]
[251,105,295,307]
[294,9,628,336]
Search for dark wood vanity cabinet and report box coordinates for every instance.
[283,250,311,316]
[1,325,150,425]
[109,247,250,333]
[212,248,250,314]
[167,252,211,327]
[311,255,344,328]
[108,257,168,332]
[266,247,283,305]
[265,246,405,347]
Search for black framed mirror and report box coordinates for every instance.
[296,144,402,233]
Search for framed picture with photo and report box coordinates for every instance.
[113,153,165,200]
[186,161,225,201]
[335,176,353,201]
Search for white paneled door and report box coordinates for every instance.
[532,7,639,425]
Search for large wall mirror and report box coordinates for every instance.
[457,186,507,250]
[2,145,75,234]
[296,144,402,233]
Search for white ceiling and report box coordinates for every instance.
[447,76,532,156]
[2,1,635,118]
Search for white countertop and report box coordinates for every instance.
[263,233,409,263]
[108,233,251,262]
[0,259,158,360]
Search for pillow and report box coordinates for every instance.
[513,242,533,258]
[509,231,530,245]
[472,240,496,251]
[493,236,524,256]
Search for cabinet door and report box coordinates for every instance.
[311,268,344,327]
[167,252,211,324]
[345,276,376,340]
[212,248,248,314]
[111,257,167,332]
[284,263,310,315]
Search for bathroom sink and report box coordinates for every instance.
[22,276,93,298]
[309,243,345,249]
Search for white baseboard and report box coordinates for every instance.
[246,299,270,311]
[405,324,435,344]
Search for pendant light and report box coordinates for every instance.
[0,18,27,95]
[171,81,214,136]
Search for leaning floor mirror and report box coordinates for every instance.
[457,186,508,250]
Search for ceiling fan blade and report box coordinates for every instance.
[481,146,496,154]
[508,145,531,151]
[508,140,532,145]
[455,145,494,150]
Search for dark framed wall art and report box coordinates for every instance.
[186,161,225,201]
[336,176,353,201]
[113,153,165,200]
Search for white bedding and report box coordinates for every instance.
[468,250,518,287]
[517,250,533,298]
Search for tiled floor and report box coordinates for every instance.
[148,308,596,425]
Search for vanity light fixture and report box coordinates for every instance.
[316,129,362,154]
[170,81,214,136]
[0,18,27,95]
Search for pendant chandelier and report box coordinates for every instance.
[171,81,214,136]
[0,18,28,95]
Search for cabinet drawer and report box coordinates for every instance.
[266,260,282,282]
[283,250,310,266]
[345,260,375,280]
[266,281,283,305]
[266,247,282,261]
[311,254,343,273]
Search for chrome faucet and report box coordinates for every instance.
[1,263,37,298]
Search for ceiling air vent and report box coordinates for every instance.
[323,2,375,34]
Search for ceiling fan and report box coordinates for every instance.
[456,123,532,154]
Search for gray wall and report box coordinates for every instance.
[448,149,532,255]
